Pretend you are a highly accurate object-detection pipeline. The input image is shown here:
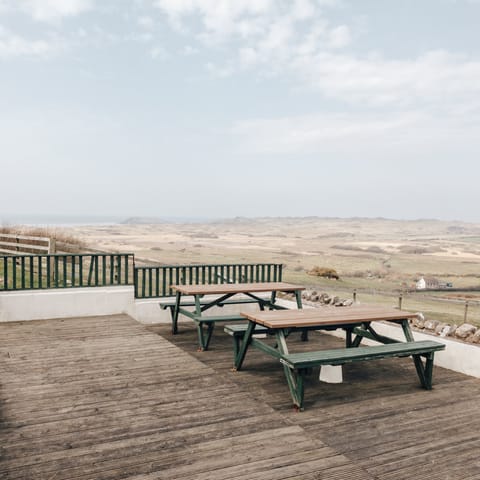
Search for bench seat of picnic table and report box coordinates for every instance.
[279,340,445,410]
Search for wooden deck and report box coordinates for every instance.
[0,315,479,479]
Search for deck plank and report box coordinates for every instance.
[149,320,480,480]
[0,315,373,480]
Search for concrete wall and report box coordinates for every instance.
[0,286,134,322]
[0,288,263,324]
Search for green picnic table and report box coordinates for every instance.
[162,282,305,351]
[229,305,445,410]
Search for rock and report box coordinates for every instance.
[342,299,354,306]
[413,317,425,329]
[472,330,480,344]
[311,294,319,302]
[435,323,447,335]
[440,325,457,338]
[455,323,477,339]
[424,320,440,331]
[332,296,340,305]
[322,295,332,305]
[416,312,425,322]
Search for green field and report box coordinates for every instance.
[63,217,480,328]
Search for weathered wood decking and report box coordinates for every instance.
[148,320,480,480]
[1,315,372,480]
[1,315,479,479]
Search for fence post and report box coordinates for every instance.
[398,293,403,310]
[49,238,56,254]
[353,289,357,303]
[464,301,469,323]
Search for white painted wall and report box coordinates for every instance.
[0,286,134,322]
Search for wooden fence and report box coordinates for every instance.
[0,233,54,255]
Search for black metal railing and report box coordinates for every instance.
[0,255,283,298]
[134,263,283,298]
[0,253,134,290]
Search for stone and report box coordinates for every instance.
[440,325,457,338]
[435,323,447,335]
[311,294,319,302]
[414,317,425,329]
[342,299,354,306]
[455,323,477,339]
[424,320,440,331]
[471,329,480,344]
[322,295,332,305]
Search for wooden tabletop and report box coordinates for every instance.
[172,282,305,296]
[241,304,418,328]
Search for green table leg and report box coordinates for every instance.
[401,319,430,388]
[234,321,256,370]
[172,291,181,334]
[276,329,306,410]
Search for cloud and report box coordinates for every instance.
[19,0,93,22]
[292,50,480,109]
[153,0,480,115]
[138,15,155,29]
[231,110,480,156]
[150,45,169,60]
[327,24,350,48]
[0,26,59,58]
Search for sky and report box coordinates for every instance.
[1,0,480,222]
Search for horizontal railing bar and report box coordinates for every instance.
[0,241,50,250]
[0,233,50,243]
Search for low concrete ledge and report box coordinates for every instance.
[130,294,275,325]
[0,286,134,322]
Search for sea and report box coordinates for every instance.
[0,214,214,227]
[0,215,126,227]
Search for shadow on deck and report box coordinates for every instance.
[1,315,479,479]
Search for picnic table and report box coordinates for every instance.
[161,282,305,351]
[229,305,445,410]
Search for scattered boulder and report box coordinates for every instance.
[300,290,354,307]
[435,323,447,335]
[424,320,440,331]
[440,324,457,338]
[472,330,480,344]
[455,323,477,339]
[412,315,425,329]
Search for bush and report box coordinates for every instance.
[307,266,340,279]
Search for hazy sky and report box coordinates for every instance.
[1,0,480,222]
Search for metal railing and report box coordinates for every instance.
[134,263,283,298]
[0,254,134,291]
